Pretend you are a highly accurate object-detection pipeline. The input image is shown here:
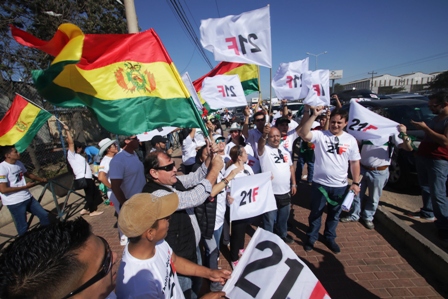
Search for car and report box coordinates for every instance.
[385,93,429,101]
[341,99,435,189]
[338,89,379,105]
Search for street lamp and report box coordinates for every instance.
[306,51,328,70]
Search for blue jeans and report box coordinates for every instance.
[296,156,314,183]
[417,156,448,233]
[203,226,223,291]
[307,183,347,243]
[416,156,435,218]
[178,246,202,299]
[7,196,50,236]
[263,203,291,238]
[350,167,389,221]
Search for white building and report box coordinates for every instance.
[343,71,443,93]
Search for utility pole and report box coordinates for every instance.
[124,0,139,33]
[368,71,377,91]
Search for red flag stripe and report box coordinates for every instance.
[0,95,29,136]
[309,281,328,299]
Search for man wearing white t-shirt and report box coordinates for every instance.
[109,136,146,206]
[258,126,297,244]
[116,193,229,299]
[0,146,50,236]
[299,106,361,254]
[341,119,413,229]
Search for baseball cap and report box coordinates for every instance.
[151,135,168,147]
[118,193,179,238]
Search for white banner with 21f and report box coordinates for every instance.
[223,228,331,299]
[229,172,277,222]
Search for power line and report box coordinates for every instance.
[368,71,377,90]
[343,51,448,82]
[166,0,214,69]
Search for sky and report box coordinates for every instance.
[134,0,448,99]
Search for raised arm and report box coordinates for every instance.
[257,123,271,157]
[242,106,250,139]
[63,124,75,153]
[298,106,324,142]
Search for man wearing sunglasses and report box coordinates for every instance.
[142,143,223,298]
[299,106,361,254]
[258,125,296,244]
[0,218,117,299]
[116,193,229,299]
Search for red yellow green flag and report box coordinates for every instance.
[193,62,259,106]
[10,24,206,135]
[0,95,52,153]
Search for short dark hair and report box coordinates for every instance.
[74,141,85,152]
[144,151,171,180]
[0,218,92,299]
[0,145,15,158]
[253,111,265,120]
[428,91,448,105]
[330,108,349,121]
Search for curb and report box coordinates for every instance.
[375,205,448,279]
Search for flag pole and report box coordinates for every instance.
[269,68,273,114]
[15,93,65,125]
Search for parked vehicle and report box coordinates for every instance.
[342,99,435,189]
[337,89,379,105]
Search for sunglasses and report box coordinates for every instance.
[62,236,113,299]
[155,162,175,172]
[254,118,265,122]
[215,139,225,144]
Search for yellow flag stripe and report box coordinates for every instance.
[0,103,41,145]
[53,61,187,100]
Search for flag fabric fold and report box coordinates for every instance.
[348,100,399,145]
[193,62,259,96]
[200,6,271,68]
[0,95,52,153]
[271,58,309,100]
[200,75,247,109]
[303,70,330,107]
[10,24,207,135]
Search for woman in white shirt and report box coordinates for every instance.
[224,145,254,269]
[64,125,103,217]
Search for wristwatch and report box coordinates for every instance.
[352,182,360,186]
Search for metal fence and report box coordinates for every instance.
[1,81,111,178]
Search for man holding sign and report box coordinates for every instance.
[258,125,296,244]
[299,107,361,254]
[341,104,413,229]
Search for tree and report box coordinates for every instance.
[333,83,344,93]
[428,71,448,90]
[1,0,128,88]
[0,0,128,175]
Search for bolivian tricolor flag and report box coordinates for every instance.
[0,95,52,153]
[193,62,259,106]
[10,24,206,135]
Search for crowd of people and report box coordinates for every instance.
[0,91,447,298]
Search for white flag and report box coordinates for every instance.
[201,75,247,109]
[229,172,277,221]
[271,58,309,100]
[181,72,202,110]
[303,70,330,107]
[137,127,177,142]
[223,228,331,299]
[200,6,271,68]
[348,100,400,145]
